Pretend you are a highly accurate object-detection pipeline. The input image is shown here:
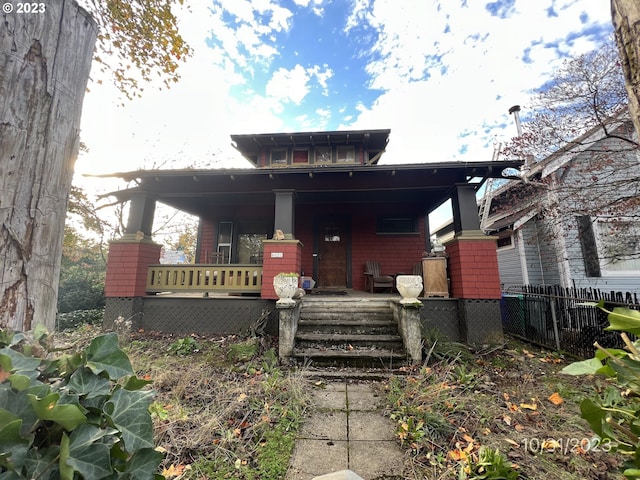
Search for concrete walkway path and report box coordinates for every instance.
[286,381,406,480]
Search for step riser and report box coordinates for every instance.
[294,299,404,368]
[298,325,399,335]
[297,341,404,351]
[301,312,394,323]
[291,351,409,369]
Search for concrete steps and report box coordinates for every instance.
[291,297,409,368]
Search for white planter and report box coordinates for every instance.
[273,274,299,305]
[396,275,423,304]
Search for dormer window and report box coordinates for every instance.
[337,146,355,163]
[293,149,309,164]
[271,149,287,166]
[315,146,332,164]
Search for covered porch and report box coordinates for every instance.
[102,159,521,345]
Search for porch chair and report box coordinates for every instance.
[206,251,224,264]
[364,260,395,293]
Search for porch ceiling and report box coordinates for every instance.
[103,161,523,218]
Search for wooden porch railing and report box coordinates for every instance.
[146,264,263,294]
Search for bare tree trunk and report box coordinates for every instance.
[612,0,640,136]
[0,1,97,331]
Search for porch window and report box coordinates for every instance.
[315,146,332,164]
[336,146,355,163]
[293,149,309,164]
[271,148,288,166]
[237,221,270,264]
[376,217,419,235]
[594,217,640,274]
[217,222,233,264]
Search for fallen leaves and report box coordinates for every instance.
[162,463,189,479]
[548,392,564,405]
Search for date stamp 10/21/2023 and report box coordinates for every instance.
[522,437,612,455]
[2,2,46,14]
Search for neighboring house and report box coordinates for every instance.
[481,118,640,295]
[102,129,521,343]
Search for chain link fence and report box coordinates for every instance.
[501,286,639,358]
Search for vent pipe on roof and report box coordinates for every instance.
[508,105,523,137]
[509,105,531,169]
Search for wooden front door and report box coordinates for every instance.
[316,217,349,288]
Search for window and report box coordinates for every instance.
[271,149,287,166]
[594,217,640,274]
[315,146,332,164]
[237,221,269,264]
[293,149,309,164]
[217,222,233,263]
[336,146,355,163]
[497,234,514,250]
[577,216,601,277]
[376,217,419,235]
[324,225,341,242]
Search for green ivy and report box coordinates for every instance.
[0,327,164,480]
[562,301,640,479]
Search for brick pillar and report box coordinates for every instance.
[445,234,501,299]
[261,240,303,299]
[105,236,162,298]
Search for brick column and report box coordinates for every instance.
[105,236,162,298]
[261,240,303,299]
[445,234,501,299]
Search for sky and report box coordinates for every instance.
[76,0,614,199]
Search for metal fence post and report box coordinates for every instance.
[549,296,561,351]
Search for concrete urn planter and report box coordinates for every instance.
[273,274,299,305]
[396,275,423,304]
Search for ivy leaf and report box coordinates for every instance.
[104,389,155,451]
[28,393,86,431]
[122,375,153,391]
[605,308,640,335]
[65,424,117,479]
[59,433,73,480]
[86,333,133,380]
[126,448,164,480]
[0,418,31,472]
[0,389,41,438]
[580,398,607,437]
[0,347,41,373]
[561,357,603,375]
[24,445,60,480]
[67,367,111,398]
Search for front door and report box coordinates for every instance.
[316,217,349,288]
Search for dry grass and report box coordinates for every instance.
[54,326,625,479]
[377,335,624,479]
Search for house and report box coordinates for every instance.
[481,118,640,295]
[102,129,522,345]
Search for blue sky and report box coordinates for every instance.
[78,0,614,181]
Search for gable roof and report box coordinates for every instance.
[482,111,635,233]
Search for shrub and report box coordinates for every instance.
[56,308,105,331]
[562,301,640,479]
[0,327,163,479]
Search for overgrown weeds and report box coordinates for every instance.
[378,334,624,479]
[125,332,310,479]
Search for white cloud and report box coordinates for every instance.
[345,0,612,163]
[265,64,333,105]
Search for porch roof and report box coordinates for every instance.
[103,161,523,218]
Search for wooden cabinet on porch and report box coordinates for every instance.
[422,257,449,297]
